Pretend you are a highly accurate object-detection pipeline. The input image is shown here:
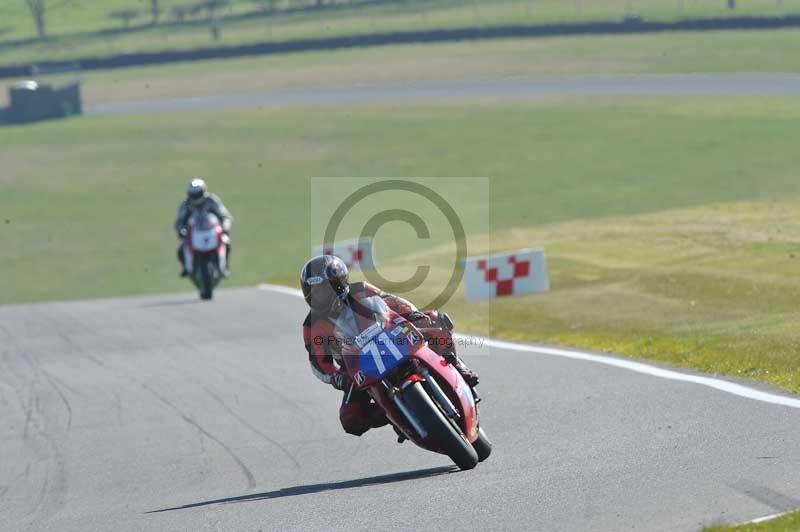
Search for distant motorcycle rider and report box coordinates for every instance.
[174,179,233,277]
[300,255,479,439]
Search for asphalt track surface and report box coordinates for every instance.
[1,286,800,532]
[87,74,800,115]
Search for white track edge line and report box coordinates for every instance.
[256,283,800,410]
[750,511,788,524]
[258,283,305,298]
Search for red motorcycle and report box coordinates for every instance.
[181,211,228,300]
[336,296,491,470]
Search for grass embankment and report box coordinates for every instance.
[3,97,800,395]
[1,0,800,65]
[705,510,800,531]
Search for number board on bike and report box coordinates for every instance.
[358,325,417,378]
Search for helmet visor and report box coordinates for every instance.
[188,189,205,205]
[306,282,339,311]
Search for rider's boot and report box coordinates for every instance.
[221,243,231,278]
[177,245,188,277]
[393,425,407,444]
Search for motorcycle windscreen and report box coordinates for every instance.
[190,212,220,251]
[335,296,417,379]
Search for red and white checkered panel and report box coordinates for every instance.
[312,237,375,271]
[463,249,549,302]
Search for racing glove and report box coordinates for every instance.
[331,371,351,391]
[406,310,430,326]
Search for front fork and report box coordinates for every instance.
[419,369,460,420]
[382,370,462,441]
[382,379,428,440]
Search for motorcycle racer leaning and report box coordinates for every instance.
[174,179,233,277]
[301,255,479,439]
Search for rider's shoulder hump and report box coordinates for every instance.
[351,281,382,296]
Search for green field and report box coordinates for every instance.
[2,0,800,65]
[4,0,799,42]
[3,97,800,396]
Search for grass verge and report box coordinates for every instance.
[705,510,800,531]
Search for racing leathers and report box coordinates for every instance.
[302,281,477,437]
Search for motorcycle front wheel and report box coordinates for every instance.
[472,426,492,462]
[195,255,214,300]
[402,382,478,470]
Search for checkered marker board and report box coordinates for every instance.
[312,237,375,271]
[463,249,549,302]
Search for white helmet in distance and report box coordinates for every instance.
[187,178,208,206]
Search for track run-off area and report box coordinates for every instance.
[1,286,799,532]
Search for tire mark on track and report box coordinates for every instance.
[42,370,82,397]
[17,349,69,528]
[0,465,33,502]
[19,350,73,432]
[201,354,319,429]
[153,347,316,450]
[48,324,129,432]
[0,337,35,440]
[139,382,256,490]
[258,381,319,425]
[22,381,35,440]
[0,312,84,527]
[215,364,319,429]
[111,390,124,426]
[40,369,73,431]
[203,386,301,471]
[67,338,259,488]
[30,467,52,524]
[7,365,69,527]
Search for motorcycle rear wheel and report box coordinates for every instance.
[403,382,478,470]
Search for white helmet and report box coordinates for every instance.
[187,178,208,205]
